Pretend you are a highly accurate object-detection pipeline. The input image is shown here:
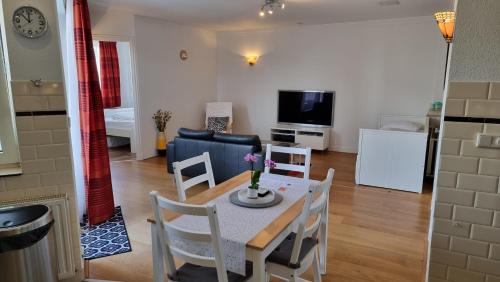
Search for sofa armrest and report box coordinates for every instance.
[166,141,175,173]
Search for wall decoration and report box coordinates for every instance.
[179,49,188,61]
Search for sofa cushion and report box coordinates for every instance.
[178,128,214,140]
[213,133,262,152]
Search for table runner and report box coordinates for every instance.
[170,173,319,275]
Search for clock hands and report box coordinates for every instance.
[26,10,32,23]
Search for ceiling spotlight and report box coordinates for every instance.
[259,0,286,17]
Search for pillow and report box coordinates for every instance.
[207,116,230,133]
[178,128,214,140]
[380,121,424,132]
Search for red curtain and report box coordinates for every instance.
[99,41,121,108]
[74,0,115,225]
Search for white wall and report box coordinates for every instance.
[117,41,134,107]
[448,0,500,81]
[89,4,135,37]
[216,17,446,152]
[2,0,62,81]
[134,16,217,158]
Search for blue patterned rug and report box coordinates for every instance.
[80,206,132,260]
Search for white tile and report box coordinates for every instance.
[19,146,36,161]
[4,174,41,190]
[440,155,479,174]
[52,130,69,144]
[22,159,56,174]
[429,263,447,279]
[489,82,500,100]
[454,205,494,225]
[441,138,462,155]
[11,81,30,95]
[433,218,471,237]
[457,173,499,193]
[438,171,458,188]
[469,256,500,276]
[462,140,500,159]
[40,171,73,186]
[480,159,500,177]
[476,193,500,210]
[472,225,500,244]
[430,248,467,267]
[33,116,68,130]
[14,96,49,112]
[48,96,66,110]
[443,121,483,140]
[485,124,500,135]
[467,100,500,118]
[447,266,486,282]
[435,203,453,219]
[445,99,466,117]
[37,144,70,159]
[15,116,34,131]
[448,82,490,99]
[437,187,475,206]
[18,131,52,146]
[431,233,450,249]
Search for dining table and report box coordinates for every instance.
[147,171,329,282]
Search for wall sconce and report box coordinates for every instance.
[245,55,259,66]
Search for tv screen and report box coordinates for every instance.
[277,90,335,126]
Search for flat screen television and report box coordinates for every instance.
[277,90,335,126]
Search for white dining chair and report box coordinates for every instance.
[149,191,253,282]
[173,152,215,202]
[264,144,312,179]
[265,168,334,282]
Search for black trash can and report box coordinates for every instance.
[0,205,57,282]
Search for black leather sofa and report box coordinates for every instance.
[167,128,265,183]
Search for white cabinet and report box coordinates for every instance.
[356,129,427,193]
[270,125,330,150]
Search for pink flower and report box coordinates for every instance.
[265,159,277,169]
[244,153,257,163]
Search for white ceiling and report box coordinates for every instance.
[91,0,454,31]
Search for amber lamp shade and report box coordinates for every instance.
[434,11,455,43]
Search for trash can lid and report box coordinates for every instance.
[0,205,53,237]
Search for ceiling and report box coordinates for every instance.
[91,0,454,31]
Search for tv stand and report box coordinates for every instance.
[270,125,330,150]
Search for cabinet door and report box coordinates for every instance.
[358,130,391,188]
[388,133,427,193]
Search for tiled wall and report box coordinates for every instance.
[429,82,500,282]
[0,80,82,281]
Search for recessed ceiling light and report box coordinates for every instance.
[378,0,400,6]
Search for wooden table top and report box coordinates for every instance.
[147,171,306,250]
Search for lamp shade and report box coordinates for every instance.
[434,11,455,43]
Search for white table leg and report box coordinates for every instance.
[319,199,328,275]
[151,223,164,282]
[248,249,267,282]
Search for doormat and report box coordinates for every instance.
[80,206,132,260]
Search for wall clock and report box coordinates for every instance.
[179,50,188,61]
[12,6,47,39]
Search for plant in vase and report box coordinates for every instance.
[244,154,276,199]
[152,110,172,156]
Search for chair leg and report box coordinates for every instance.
[312,250,322,282]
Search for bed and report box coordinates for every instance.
[355,115,428,193]
[104,107,136,153]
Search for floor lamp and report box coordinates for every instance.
[434,11,456,89]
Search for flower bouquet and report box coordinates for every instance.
[244,153,276,198]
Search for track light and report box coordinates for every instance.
[259,0,286,17]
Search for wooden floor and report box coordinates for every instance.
[88,149,432,282]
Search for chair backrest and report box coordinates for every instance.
[264,144,312,179]
[173,152,215,202]
[289,168,334,266]
[149,191,228,282]
[206,102,233,132]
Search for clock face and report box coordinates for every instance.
[12,6,47,39]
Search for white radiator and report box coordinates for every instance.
[0,194,77,280]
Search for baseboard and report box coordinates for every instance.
[329,146,358,154]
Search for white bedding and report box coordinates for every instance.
[104,108,136,153]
